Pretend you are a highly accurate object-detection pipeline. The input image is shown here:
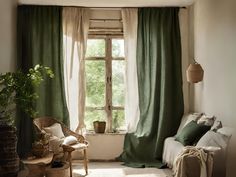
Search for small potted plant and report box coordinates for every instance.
[0,64,54,176]
[93,121,106,133]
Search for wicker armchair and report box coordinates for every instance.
[33,117,88,176]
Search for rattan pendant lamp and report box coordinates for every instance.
[186,59,204,83]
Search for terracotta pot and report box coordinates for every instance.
[93,121,106,133]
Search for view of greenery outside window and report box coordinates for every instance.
[85,37,125,132]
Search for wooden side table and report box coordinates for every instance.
[21,153,53,177]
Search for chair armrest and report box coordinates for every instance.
[61,140,89,153]
[62,144,75,152]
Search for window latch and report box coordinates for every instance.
[107,76,112,83]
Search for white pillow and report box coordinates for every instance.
[196,130,230,151]
[43,123,65,138]
[62,135,78,145]
[176,113,203,134]
[197,114,216,126]
[217,127,233,137]
[211,120,222,132]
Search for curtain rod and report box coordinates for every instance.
[89,6,187,9]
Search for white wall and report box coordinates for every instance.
[179,8,190,113]
[0,0,17,72]
[86,134,124,160]
[72,134,125,160]
[190,0,236,176]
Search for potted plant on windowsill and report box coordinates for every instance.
[93,121,106,133]
[0,64,54,177]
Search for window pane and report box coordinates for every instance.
[85,60,105,107]
[112,39,124,58]
[112,110,125,131]
[85,110,106,130]
[112,60,125,106]
[86,39,105,57]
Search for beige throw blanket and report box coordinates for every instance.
[173,146,213,177]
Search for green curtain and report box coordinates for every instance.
[119,7,184,167]
[17,5,69,157]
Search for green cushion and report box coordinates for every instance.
[175,120,211,146]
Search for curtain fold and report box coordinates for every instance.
[119,7,184,167]
[17,5,69,156]
[62,7,90,133]
[121,8,140,133]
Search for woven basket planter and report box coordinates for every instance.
[0,125,19,177]
[45,162,70,177]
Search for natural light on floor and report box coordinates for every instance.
[72,162,171,177]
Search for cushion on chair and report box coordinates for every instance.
[175,121,211,146]
[62,135,78,145]
[71,143,88,150]
[43,123,65,138]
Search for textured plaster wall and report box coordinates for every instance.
[190,0,236,176]
[0,0,17,73]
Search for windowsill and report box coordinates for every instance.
[86,131,126,136]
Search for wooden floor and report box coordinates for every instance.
[72,161,173,177]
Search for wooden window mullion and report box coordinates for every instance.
[105,36,112,132]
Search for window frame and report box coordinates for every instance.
[85,34,125,132]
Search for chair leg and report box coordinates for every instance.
[68,151,72,177]
[83,149,88,175]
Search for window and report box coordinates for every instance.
[85,36,125,132]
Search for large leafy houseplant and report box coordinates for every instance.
[0,65,53,176]
[0,64,54,126]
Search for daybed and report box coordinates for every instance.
[163,113,232,177]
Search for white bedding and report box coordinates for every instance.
[162,137,184,168]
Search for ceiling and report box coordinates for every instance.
[18,0,196,7]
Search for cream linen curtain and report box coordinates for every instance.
[63,7,89,134]
[121,8,140,133]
